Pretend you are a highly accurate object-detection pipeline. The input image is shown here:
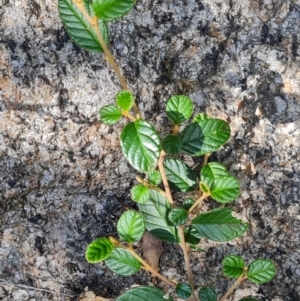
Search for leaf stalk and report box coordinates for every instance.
[135,176,167,196]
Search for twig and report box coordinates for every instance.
[0,279,77,297]
[72,0,141,118]
[178,227,197,301]
[188,193,208,214]
[218,274,247,301]
[109,240,177,288]
[157,152,196,300]
[157,150,174,205]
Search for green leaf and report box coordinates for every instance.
[191,208,248,242]
[200,182,210,193]
[99,105,122,125]
[116,286,173,301]
[163,158,197,192]
[200,163,240,203]
[148,170,162,186]
[120,120,161,173]
[116,90,134,111]
[238,298,260,301]
[162,135,183,154]
[184,225,202,245]
[117,210,145,243]
[201,162,230,183]
[131,185,150,204]
[247,259,276,284]
[222,255,245,278]
[105,248,141,276]
[182,198,195,211]
[85,237,114,263]
[83,0,95,16]
[92,0,136,22]
[209,177,240,203]
[138,190,179,243]
[166,95,194,125]
[194,113,211,122]
[175,283,192,300]
[180,119,230,156]
[168,208,188,226]
[199,286,217,301]
[58,0,109,53]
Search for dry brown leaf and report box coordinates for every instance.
[237,100,244,112]
[243,162,257,175]
[250,162,257,174]
[142,231,165,272]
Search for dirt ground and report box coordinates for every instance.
[0,0,300,300]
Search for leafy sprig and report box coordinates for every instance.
[59,1,276,300]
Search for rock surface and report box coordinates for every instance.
[0,0,300,300]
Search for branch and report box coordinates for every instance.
[110,238,177,287]
[218,274,247,301]
[158,150,174,205]
[178,227,197,301]
[188,193,208,214]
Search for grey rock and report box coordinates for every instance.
[273,96,287,114]
[1,0,300,300]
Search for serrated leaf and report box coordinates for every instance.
[199,286,217,301]
[99,105,122,125]
[120,120,161,173]
[201,162,230,183]
[168,208,188,226]
[164,158,197,192]
[184,225,202,245]
[182,198,195,211]
[180,119,230,156]
[116,90,134,111]
[200,163,240,203]
[92,0,136,22]
[117,210,145,243]
[148,170,162,186]
[85,237,114,263]
[116,286,173,301]
[222,255,245,278]
[162,135,183,154]
[247,259,276,284]
[194,113,211,122]
[105,248,141,276]
[58,0,109,53]
[210,177,240,203]
[166,95,194,124]
[131,185,150,204]
[176,283,192,300]
[191,208,248,242]
[138,190,179,243]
